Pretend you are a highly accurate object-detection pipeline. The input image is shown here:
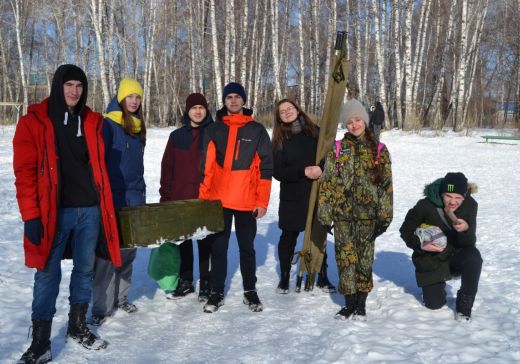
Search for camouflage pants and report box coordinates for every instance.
[334,220,376,295]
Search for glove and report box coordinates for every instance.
[415,224,447,252]
[24,218,43,246]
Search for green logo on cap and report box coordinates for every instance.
[447,184,454,192]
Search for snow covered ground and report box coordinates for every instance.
[1,124,520,363]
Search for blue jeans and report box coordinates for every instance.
[32,206,101,321]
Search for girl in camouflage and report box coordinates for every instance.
[317,98,393,321]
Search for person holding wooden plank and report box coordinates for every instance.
[271,99,336,294]
[199,82,273,313]
[159,93,214,302]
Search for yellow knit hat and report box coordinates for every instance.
[117,78,143,103]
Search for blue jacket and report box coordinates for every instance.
[103,97,146,209]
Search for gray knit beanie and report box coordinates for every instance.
[340,99,369,126]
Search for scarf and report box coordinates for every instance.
[104,111,142,134]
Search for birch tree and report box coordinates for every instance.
[89,0,111,106]
[210,0,222,103]
[10,0,29,113]
[270,0,282,100]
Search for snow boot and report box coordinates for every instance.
[203,292,225,313]
[67,303,108,350]
[88,314,107,327]
[335,294,357,320]
[455,291,475,322]
[243,290,263,312]
[167,279,195,300]
[17,320,52,364]
[352,292,368,321]
[118,301,138,314]
[198,279,211,303]
[316,259,336,293]
[276,271,290,294]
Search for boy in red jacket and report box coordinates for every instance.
[13,64,121,362]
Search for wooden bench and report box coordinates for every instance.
[481,135,520,143]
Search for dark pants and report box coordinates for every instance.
[277,229,329,274]
[422,246,482,309]
[208,208,257,294]
[178,238,212,283]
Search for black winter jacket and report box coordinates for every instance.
[273,125,318,231]
[400,178,478,287]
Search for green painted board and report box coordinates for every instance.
[118,199,224,247]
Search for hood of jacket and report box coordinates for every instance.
[424,178,478,208]
[47,64,88,126]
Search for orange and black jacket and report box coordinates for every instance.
[199,107,273,211]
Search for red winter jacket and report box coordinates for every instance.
[13,99,122,270]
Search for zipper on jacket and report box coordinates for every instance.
[235,139,240,161]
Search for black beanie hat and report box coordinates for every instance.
[63,66,87,85]
[185,93,209,113]
[440,172,468,196]
[222,82,247,105]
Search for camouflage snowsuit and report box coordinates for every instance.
[317,133,393,295]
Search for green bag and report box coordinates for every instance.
[147,242,180,292]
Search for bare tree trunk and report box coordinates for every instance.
[393,1,404,128]
[253,2,268,110]
[240,0,249,87]
[452,0,469,130]
[403,0,414,129]
[247,0,259,105]
[210,0,222,103]
[89,0,110,106]
[433,0,457,128]
[11,0,29,113]
[411,0,431,109]
[270,0,282,100]
[143,0,157,122]
[298,0,306,109]
[188,4,197,92]
[372,0,386,109]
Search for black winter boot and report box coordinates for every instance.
[67,303,108,350]
[198,279,211,303]
[276,271,290,294]
[18,320,52,364]
[335,294,357,320]
[455,291,475,322]
[316,261,337,293]
[353,292,368,321]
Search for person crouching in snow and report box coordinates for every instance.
[400,172,482,322]
[91,78,146,326]
[317,98,393,321]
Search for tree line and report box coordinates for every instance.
[1,0,519,130]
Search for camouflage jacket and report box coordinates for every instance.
[317,133,393,227]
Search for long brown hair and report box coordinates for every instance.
[120,98,147,144]
[271,99,318,151]
[363,126,383,183]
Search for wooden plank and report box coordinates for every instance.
[118,199,224,247]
